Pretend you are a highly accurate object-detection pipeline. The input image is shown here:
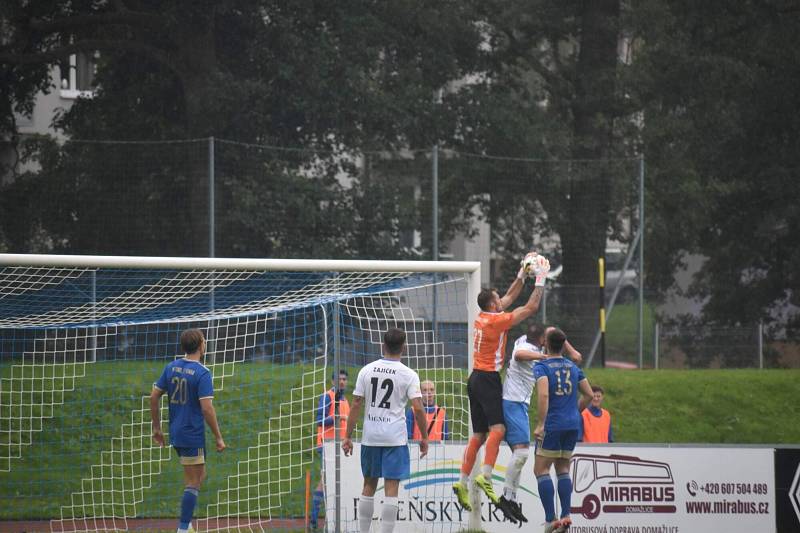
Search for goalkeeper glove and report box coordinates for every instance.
[533,256,551,287]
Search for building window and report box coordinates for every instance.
[59,52,98,99]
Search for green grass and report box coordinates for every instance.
[578,368,800,443]
[1,361,799,521]
[604,302,656,364]
[0,360,471,521]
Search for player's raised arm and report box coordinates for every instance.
[565,340,583,365]
[498,252,536,310]
[509,256,551,326]
[577,378,593,412]
[512,346,547,362]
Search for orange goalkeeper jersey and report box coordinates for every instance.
[472,311,515,372]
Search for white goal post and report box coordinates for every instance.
[0,253,483,532]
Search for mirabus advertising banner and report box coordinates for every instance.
[324,443,775,532]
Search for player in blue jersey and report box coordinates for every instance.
[150,329,226,533]
[533,328,593,533]
[498,324,582,524]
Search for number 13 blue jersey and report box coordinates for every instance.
[154,358,214,447]
[533,357,585,431]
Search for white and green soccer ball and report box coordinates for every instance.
[521,253,539,278]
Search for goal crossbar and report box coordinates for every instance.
[0,254,480,274]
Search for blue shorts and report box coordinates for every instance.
[503,400,531,447]
[174,446,206,465]
[535,429,578,459]
[361,445,410,480]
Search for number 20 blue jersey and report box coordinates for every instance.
[154,358,214,447]
[533,357,585,431]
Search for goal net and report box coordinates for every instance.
[0,255,480,532]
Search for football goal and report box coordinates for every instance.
[0,254,482,532]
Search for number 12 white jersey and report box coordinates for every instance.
[353,358,422,446]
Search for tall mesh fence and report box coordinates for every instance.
[1,138,797,369]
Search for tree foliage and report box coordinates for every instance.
[630,0,800,332]
[1,0,798,335]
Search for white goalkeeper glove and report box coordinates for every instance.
[533,256,551,287]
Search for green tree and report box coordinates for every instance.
[0,0,486,258]
[630,0,800,335]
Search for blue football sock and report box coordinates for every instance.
[557,473,572,518]
[179,486,199,530]
[537,475,556,522]
[311,489,324,523]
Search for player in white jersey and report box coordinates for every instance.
[498,324,582,523]
[343,327,430,533]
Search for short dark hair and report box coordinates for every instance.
[528,323,547,342]
[331,369,349,382]
[592,385,604,394]
[383,327,406,355]
[545,327,566,355]
[477,288,497,311]
[180,328,205,354]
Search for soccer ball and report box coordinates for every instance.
[521,253,539,278]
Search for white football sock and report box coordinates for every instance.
[380,496,398,533]
[503,447,529,500]
[358,495,374,533]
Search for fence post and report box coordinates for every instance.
[208,136,216,345]
[208,136,215,259]
[599,257,606,368]
[758,321,764,369]
[334,277,342,533]
[654,322,660,370]
[432,145,439,338]
[638,155,645,369]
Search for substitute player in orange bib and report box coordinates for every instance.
[452,252,550,521]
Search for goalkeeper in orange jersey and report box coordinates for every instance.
[452,252,550,522]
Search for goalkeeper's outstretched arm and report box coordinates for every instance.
[498,252,536,310]
[510,286,544,326]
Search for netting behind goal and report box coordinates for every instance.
[0,256,478,532]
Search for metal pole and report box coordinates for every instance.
[467,268,482,531]
[333,276,342,533]
[654,322,660,370]
[637,156,645,369]
[432,145,439,262]
[208,135,215,315]
[208,136,215,259]
[432,145,439,345]
[758,321,764,369]
[91,271,97,363]
[599,257,606,368]
[585,229,641,368]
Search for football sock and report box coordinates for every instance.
[380,496,398,533]
[179,486,199,531]
[358,495,374,533]
[503,447,529,500]
[311,489,324,524]
[537,474,556,522]
[483,429,503,469]
[460,436,483,477]
[557,473,573,518]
